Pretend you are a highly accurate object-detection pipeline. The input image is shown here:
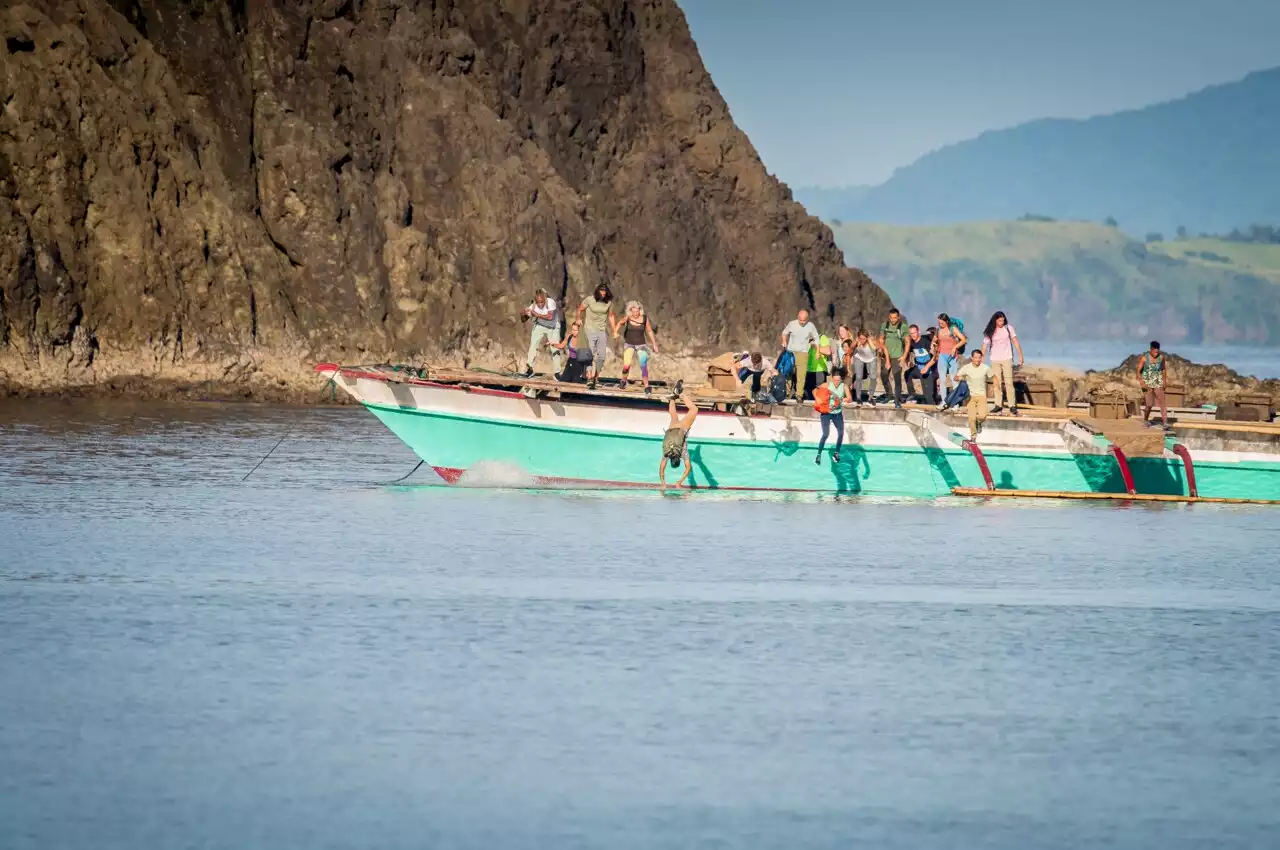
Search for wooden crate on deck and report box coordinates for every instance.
[1089,393,1130,420]
[1017,378,1058,408]
[1234,393,1273,422]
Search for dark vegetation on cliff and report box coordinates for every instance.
[0,0,888,397]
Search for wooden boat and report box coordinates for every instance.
[316,363,1280,501]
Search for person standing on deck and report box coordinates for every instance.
[904,324,939,405]
[955,350,993,440]
[808,330,832,400]
[613,300,659,395]
[577,283,617,390]
[780,309,820,404]
[935,313,967,404]
[520,288,562,377]
[659,386,700,491]
[1136,340,1171,429]
[879,308,911,408]
[814,369,853,464]
[981,311,1024,415]
[850,329,878,406]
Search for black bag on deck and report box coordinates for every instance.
[758,373,789,404]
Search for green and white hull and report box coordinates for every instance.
[321,366,1280,500]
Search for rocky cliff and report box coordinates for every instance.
[0,0,888,399]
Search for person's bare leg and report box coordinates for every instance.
[668,397,680,426]
[678,392,699,431]
[1159,388,1168,427]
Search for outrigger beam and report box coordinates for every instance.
[1169,443,1198,498]
[1108,445,1137,495]
[962,440,995,491]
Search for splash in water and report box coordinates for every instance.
[456,460,538,489]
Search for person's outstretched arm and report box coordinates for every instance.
[1135,354,1147,383]
[646,319,658,352]
[1012,333,1024,366]
[658,456,669,490]
[677,449,692,487]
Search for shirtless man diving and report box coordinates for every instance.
[659,384,699,491]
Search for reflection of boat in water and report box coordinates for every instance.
[317,363,1280,503]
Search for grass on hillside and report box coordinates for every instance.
[1147,238,1280,281]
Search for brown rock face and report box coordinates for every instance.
[0,0,889,399]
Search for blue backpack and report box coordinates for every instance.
[776,349,795,378]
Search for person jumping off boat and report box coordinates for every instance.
[659,383,699,490]
[613,300,659,395]
[955,350,993,439]
[520,288,562,377]
[577,283,617,390]
[1137,340,1171,429]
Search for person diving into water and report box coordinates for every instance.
[659,382,699,491]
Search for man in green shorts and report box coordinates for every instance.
[659,386,699,490]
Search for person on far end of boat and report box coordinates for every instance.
[955,349,993,440]
[780,308,820,403]
[814,368,853,465]
[613,300,659,395]
[981,310,1024,415]
[1136,340,1171,429]
[659,384,700,491]
[520,288,562,377]
[577,282,617,390]
[879,307,911,408]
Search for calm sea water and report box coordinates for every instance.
[1028,341,1280,378]
[2,400,1279,850]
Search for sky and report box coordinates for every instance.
[676,0,1280,187]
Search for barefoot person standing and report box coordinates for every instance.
[1136,340,1171,429]
[659,386,700,490]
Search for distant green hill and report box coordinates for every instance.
[829,221,1280,345]
[798,67,1280,236]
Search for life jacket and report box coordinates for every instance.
[812,384,831,414]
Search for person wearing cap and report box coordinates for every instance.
[520,288,562,377]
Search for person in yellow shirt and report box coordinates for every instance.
[955,350,993,439]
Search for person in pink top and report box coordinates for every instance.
[981,311,1024,414]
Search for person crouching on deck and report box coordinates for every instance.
[613,300,659,395]
[659,387,699,490]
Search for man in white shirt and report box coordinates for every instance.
[521,288,562,376]
[779,309,820,403]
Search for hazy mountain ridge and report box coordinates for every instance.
[798,68,1280,235]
